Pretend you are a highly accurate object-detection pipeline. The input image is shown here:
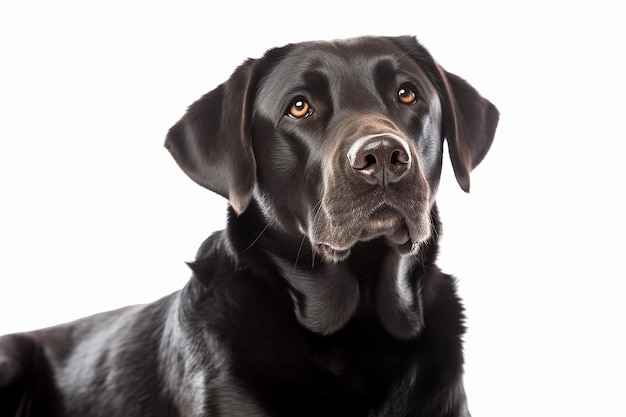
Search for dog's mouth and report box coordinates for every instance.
[315,243,352,262]
[313,204,428,262]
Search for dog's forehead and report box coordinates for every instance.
[255,38,433,120]
[267,39,412,86]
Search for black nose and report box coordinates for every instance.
[347,133,411,188]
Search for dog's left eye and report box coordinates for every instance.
[398,84,417,104]
[287,98,312,119]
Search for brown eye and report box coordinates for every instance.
[398,85,417,104]
[288,98,312,118]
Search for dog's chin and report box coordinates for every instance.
[314,210,427,263]
[315,237,420,264]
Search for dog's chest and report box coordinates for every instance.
[221,299,417,415]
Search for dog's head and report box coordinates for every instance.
[166,36,499,262]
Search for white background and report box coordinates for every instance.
[1,1,624,416]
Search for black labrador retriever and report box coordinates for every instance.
[0,35,498,416]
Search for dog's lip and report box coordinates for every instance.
[316,243,351,262]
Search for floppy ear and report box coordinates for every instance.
[434,64,499,192]
[165,58,258,214]
[391,35,499,192]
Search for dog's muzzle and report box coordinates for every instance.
[310,120,432,263]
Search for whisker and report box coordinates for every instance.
[419,250,425,267]
[294,234,307,270]
[308,198,325,268]
[244,221,271,252]
[349,258,366,277]
[430,219,440,239]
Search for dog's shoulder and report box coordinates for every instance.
[0,331,64,415]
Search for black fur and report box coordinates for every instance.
[0,35,498,416]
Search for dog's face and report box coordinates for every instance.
[251,39,443,262]
[165,36,498,262]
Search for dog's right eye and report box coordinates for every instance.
[287,98,312,119]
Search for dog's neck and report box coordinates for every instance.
[216,201,443,339]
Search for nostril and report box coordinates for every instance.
[351,153,377,170]
[391,149,410,165]
[364,154,377,168]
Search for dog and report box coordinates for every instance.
[0,35,498,416]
